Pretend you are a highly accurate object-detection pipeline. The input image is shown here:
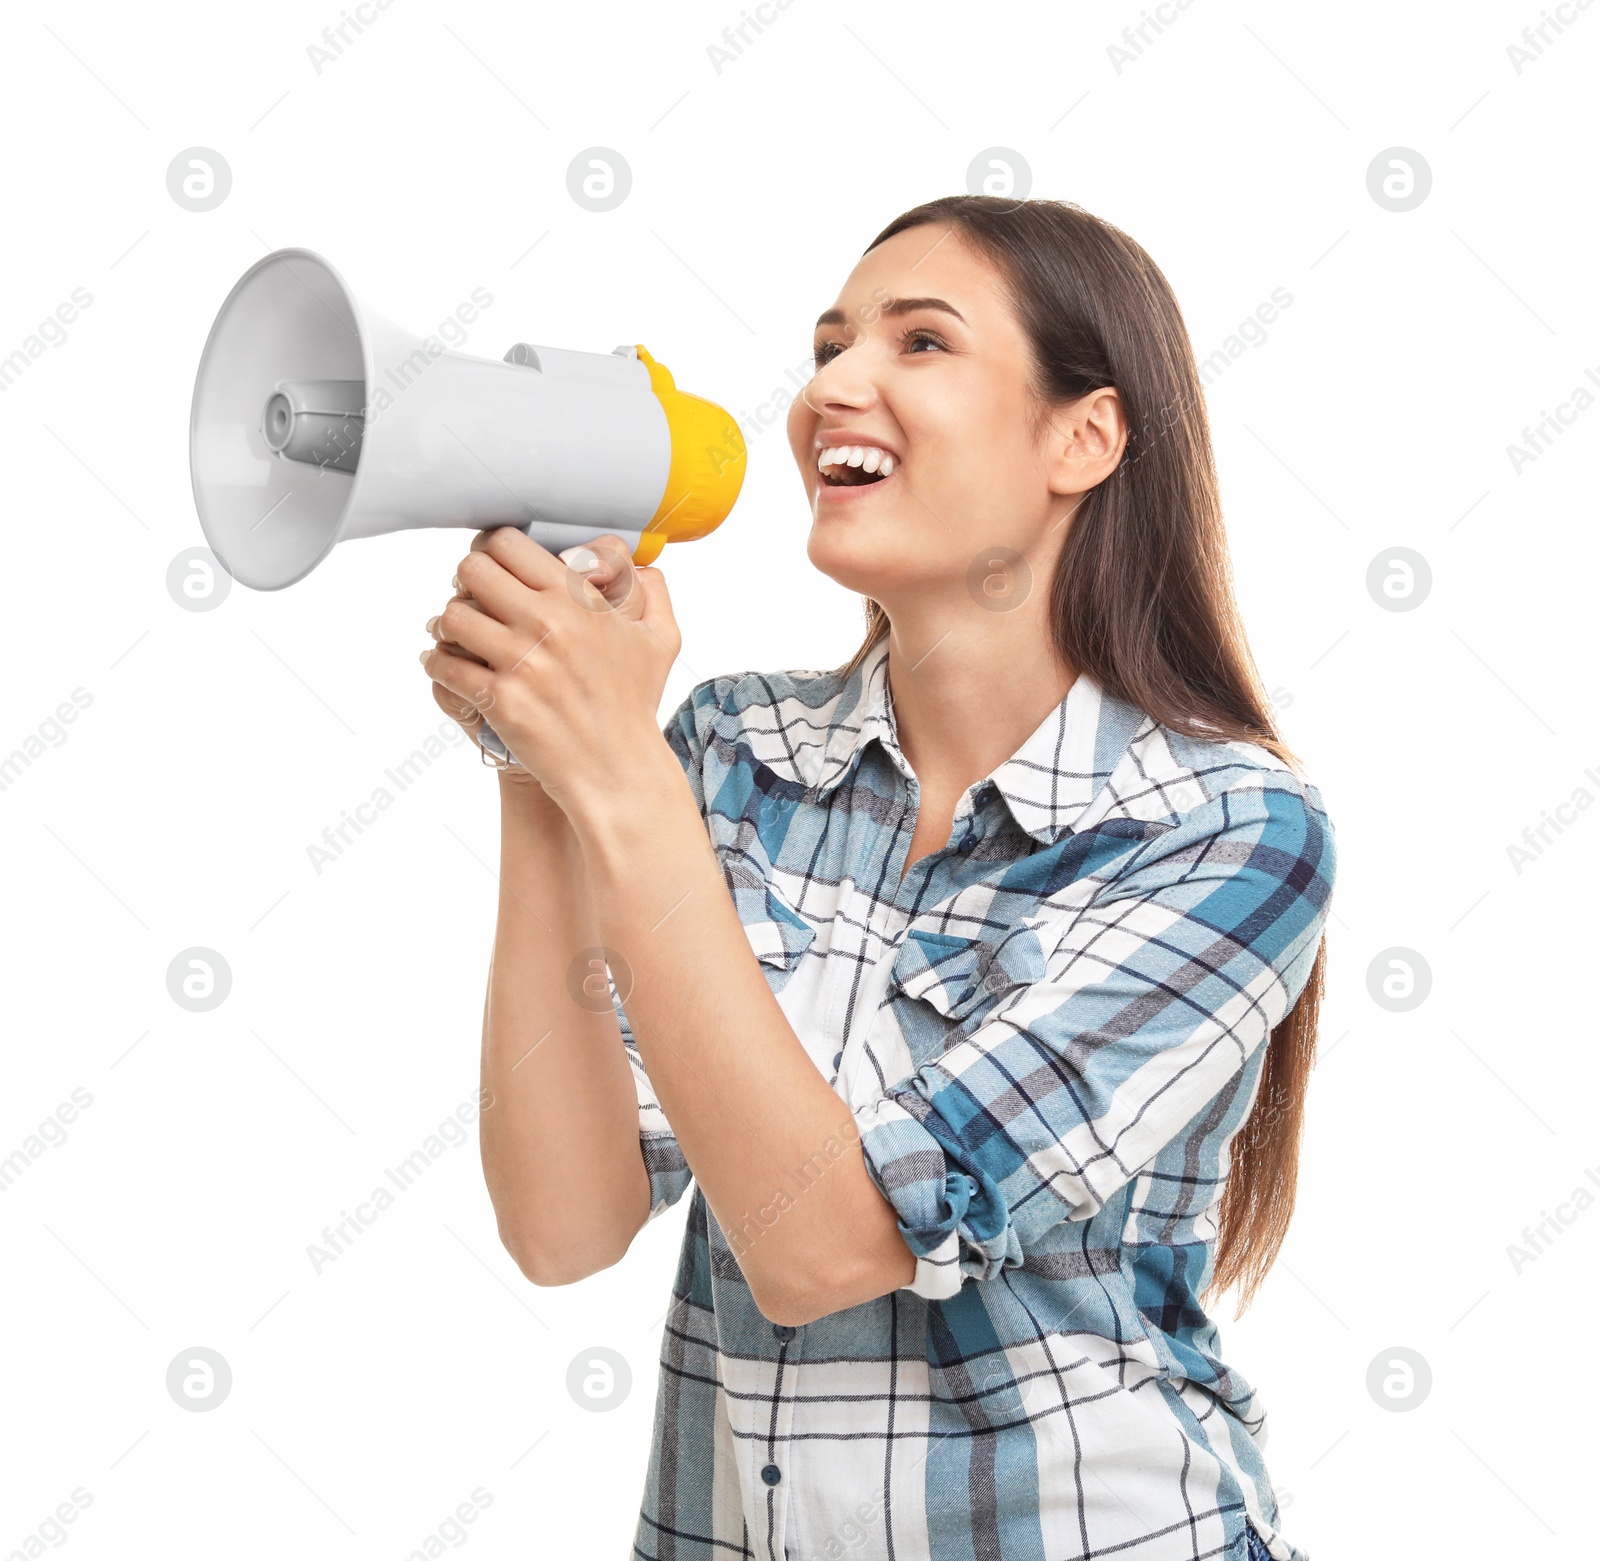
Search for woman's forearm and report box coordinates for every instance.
[479,772,651,1284]
[564,741,916,1327]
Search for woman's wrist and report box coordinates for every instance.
[497,765,575,832]
[563,738,697,886]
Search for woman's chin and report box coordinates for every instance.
[805,524,915,597]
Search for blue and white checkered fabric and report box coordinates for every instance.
[621,632,1334,1561]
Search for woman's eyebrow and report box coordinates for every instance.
[814,296,968,329]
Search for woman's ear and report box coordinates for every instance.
[1044,386,1127,496]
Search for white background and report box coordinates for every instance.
[1,0,1595,1556]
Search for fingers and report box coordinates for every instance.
[632,566,679,642]
[421,639,500,713]
[563,535,645,620]
[429,593,524,669]
[429,672,490,734]
[428,588,490,668]
[454,546,538,628]
[466,525,567,591]
[609,565,681,666]
[561,533,635,579]
[459,529,646,624]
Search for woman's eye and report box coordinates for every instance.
[812,328,948,368]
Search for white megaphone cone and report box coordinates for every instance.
[189,247,747,763]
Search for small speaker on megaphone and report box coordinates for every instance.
[189,247,747,763]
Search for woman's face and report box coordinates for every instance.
[785,223,1119,618]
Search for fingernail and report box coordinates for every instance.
[425,615,440,636]
[418,649,429,665]
[560,546,599,572]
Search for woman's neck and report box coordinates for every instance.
[879,605,1078,799]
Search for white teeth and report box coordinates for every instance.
[816,444,896,476]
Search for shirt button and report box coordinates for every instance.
[761,1462,782,1486]
[773,1323,796,1341]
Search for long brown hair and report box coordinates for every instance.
[835,195,1326,1316]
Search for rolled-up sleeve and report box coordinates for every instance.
[852,776,1336,1301]
[618,999,695,1221]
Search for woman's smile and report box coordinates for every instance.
[813,437,899,507]
[814,461,898,505]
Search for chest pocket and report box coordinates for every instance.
[719,852,816,990]
[888,919,1050,1044]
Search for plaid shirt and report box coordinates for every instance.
[619,632,1335,1561]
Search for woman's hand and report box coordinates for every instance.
[420,528,681,817]
[424,531,640,797]
[425,558,546,792]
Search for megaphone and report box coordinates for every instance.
[189,247,747,763]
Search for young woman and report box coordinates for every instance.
[421,195,1335,1561]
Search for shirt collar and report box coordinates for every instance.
[753,633,1148,845]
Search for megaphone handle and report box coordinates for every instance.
[475,717,521,769]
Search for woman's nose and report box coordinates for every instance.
[809,351,877,410]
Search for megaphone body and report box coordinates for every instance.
[190,248,746,763]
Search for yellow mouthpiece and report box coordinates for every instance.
[631,345,747,566]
